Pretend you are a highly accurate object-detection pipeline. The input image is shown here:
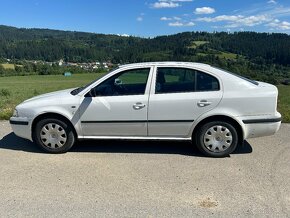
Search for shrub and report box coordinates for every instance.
[0,107,13,120]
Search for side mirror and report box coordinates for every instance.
[85,88,97,97]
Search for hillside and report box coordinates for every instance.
[0,25,290,83]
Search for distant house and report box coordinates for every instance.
[59,59,64,66]
[64,72,72,77]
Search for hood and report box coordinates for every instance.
[23,88,76,103]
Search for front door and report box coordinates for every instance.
[80,67,152,136]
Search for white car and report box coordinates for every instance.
[10,62,282,157]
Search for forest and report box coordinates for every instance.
[0,25,290,84]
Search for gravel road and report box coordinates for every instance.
[0,121,289,217]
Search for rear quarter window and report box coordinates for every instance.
[196,71,220,91]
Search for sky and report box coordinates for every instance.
[0,0,290,37]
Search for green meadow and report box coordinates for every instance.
[277,85,290,123]
[0,73,289,122]
[0,73,104,119]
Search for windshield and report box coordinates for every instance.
[212,66,259,86]
[70,68,119,95]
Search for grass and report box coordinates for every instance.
[197,50,238,60]
[277,85,290,123]
[0,73,104,119]
[188,41,209,49]
[217,51,237,60]
[0,74,289,122]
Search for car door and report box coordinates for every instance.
[148,66,223,137]
[79,67,152,136]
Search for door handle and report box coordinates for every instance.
[197,100,212,107]
[133,102,146,110]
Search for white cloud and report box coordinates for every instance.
[160,16,181,21]
[185,22,195,26]
[197,15,244,22]
[173,16,182,20]
[137,17,143,21]
[195,7,216,15]
[137,13,145,22]
[168,21,184,26]
[266,20,290,30]
[266,6,290,18]
[197,14,272,27]
[268,0,277,4]
[160,16,172,21]
[191,2,290,32]
[239,15,270,26]
[172,0,192,1]
[151,0,192,9]
[168,21,195,27]
[152,1,180,8]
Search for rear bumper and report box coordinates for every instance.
[9,117,32,141]
[242,114,282,139]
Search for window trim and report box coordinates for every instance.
[85,67,152,97]
[153,67,221,95]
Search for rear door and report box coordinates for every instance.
[148,66,223,137]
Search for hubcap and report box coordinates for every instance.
[40,123,67,149]
[203,125,233,153]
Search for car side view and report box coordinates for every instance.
[10,62,282,157]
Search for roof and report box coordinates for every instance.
[119,62,211,68]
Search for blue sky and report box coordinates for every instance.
[0,0,290,37]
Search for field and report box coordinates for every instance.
[1,63,15,70]
[197,49,238,60]
[188,41,209,49]
[0,74,289,122]
[0,73,104,119]
[277,85,290,123]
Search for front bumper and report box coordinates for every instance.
[9,117,32,141]
[242,114,282,139]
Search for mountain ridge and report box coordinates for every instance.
[0,25,289,83]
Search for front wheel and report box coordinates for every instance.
[194,121,238,157]
[33,118,76,154]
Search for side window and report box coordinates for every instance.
[155,67,219,94]
[90,68,150,97]
[196,71,220,91]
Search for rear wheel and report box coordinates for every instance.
[194,121,238,157]
[33,118,75,153]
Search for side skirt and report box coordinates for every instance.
[78,136,192,141]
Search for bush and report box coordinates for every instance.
[0,107,13,120]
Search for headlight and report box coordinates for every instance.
[12,109,18,117]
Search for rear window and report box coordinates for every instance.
[213,66,259,85]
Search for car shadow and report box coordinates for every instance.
[0,133,252,157]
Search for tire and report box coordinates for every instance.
[194,121,238,158]
[33,118,76,154]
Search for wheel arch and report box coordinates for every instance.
[192,115,244,145]
[31,112,78,141]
